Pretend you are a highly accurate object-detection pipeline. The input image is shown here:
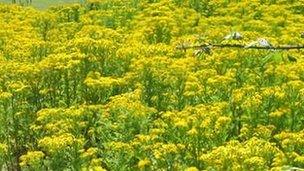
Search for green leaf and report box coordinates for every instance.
[262,52,283,64]
[271,52,283,63]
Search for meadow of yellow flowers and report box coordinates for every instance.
[0,0,304,170]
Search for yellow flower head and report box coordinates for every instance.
[19,151,45,168]
[138,158,151,169]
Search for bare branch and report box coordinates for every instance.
[176,43,304,51]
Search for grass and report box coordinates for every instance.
[0,0,83,9]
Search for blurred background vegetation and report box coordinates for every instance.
[0,0,83,9]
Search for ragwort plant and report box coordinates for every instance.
[0,0,303,170]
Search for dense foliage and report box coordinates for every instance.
[0,0,304,170]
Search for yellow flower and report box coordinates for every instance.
[7,81,29,93]
[244,156,266,169]
[286,80,304,90]
[82,166,107,171]
[0,143,8,156]
[253,125,275,140]
[185,166,199,171]
[174,118,188,128]
[232,89,244,103]
[81,148,99,159]
[269,108,291,118]
[38,133,83,154]
[138,158,150,169]
[241,92,262,109]
[90,158,103,166]
[19,151,45,168]
[187,127,198,136]
[200,118,211,129]
[239,124,251,140]
[295,155,304,165]
[215,116,231,130]
[0,91,12,101]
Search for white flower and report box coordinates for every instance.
[257,38,273,48]
[224,31,243,40]
[245,38,273,48]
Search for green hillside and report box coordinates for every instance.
[0,0,81,9]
